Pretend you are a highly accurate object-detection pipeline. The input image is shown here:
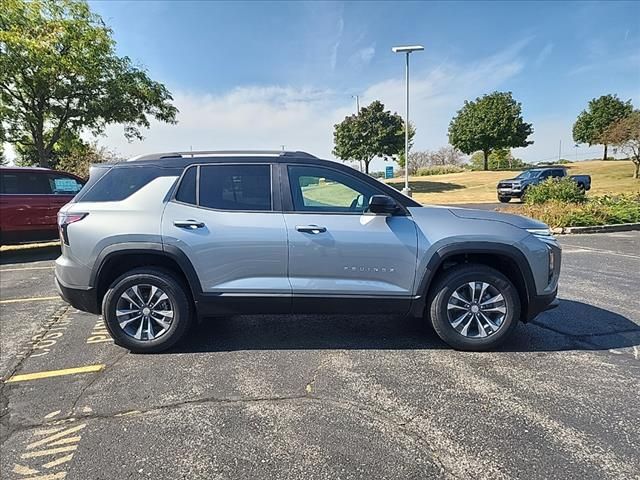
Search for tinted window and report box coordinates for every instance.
[199,164,271,211]
[78,167,166,202]
[48,174,84,195]
[175,166,197,205]
[287,165,381,213]
[0,172,52,194]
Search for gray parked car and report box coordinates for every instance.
[55,150,561,353]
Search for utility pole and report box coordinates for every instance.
[352,95,362,171]
[558,140,562,162]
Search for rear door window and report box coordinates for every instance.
[0,172,52,194]
[198,164,272,211]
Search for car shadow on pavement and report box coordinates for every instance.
[169,299,639,354]
[0,246,61,265]
[506,299,640,353]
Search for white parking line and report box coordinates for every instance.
[561,245,640,259]
[0,266,54,272]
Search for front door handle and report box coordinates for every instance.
[296,225,326,234]
[174,219,205,229]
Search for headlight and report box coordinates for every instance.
[526,228,551,237]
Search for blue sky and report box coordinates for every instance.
[89,0,640,169]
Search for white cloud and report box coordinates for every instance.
[350,44,376,66]
[534,42,554,67]
[98,40,596,170]
[329,14,344,71]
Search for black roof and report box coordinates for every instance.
[107,150,320,169]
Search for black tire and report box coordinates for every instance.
[427,264,521,351]
[102,267,193,353]
[498,196,511,203]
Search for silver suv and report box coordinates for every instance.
[55,150,560,352]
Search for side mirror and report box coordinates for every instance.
[368,195,398,215]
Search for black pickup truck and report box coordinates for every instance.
[496,166,591,203]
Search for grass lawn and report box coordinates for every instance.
[385,160,639,204]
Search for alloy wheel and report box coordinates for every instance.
[115,284,174,341]
[446,281,507,338]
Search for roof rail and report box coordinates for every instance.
[127,150,318,162]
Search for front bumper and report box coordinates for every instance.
[55,275,100,314]
[497,189,524,199]
[525,288,559,321]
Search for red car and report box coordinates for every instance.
[0,166,85,244]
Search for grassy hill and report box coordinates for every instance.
[386,160,639,204]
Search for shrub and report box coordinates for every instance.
[506,194,640,228]
[524,177,586,205]
[415,165,465,176]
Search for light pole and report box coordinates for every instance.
[392,45,424,197]
[352,95,360,114]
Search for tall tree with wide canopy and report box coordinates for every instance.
[0,0,178,167]
[333,100,412,174]
[448,91,533,171]
[572,94,633,161]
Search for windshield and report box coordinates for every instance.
[516,170,541,180]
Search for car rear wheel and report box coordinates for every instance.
[498,196,511,203]
[427,264,520,351]
[102,268,193,353]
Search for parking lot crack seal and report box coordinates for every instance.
[69,349,129,415]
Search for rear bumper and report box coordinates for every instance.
[54,275,100,314]
[525,288,559,322]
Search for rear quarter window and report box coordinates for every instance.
[76,166,178,202]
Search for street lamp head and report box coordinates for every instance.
[392,45,424,53]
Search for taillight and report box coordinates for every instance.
[57,212,88,245]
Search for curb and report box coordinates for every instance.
[0,241,60,252]
[551,223,640,235]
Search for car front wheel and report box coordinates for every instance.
[498,196,511,203]
[428,264,521,351]
[102,267,193,353]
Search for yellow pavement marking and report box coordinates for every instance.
[21,444,78,458]
[13,464,39,475]
[28,425,86,450]
[5,364,105,383]
[0,296,60,304]
[43,453,74,469]
[0,266,54,272]
[0,241,60,252]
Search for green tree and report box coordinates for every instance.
[469,149,527,171]
[0,124,7,165]
[15,130,120,177]
[605,110,640,179]
[573,94,633,161]
[448,91,533,171]
[333,100,413,174]
[0,0,178,168]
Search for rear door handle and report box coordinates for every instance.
[174,220,205,229]
[296,225,326,234]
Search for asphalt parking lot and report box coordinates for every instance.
[1,233,639,479]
